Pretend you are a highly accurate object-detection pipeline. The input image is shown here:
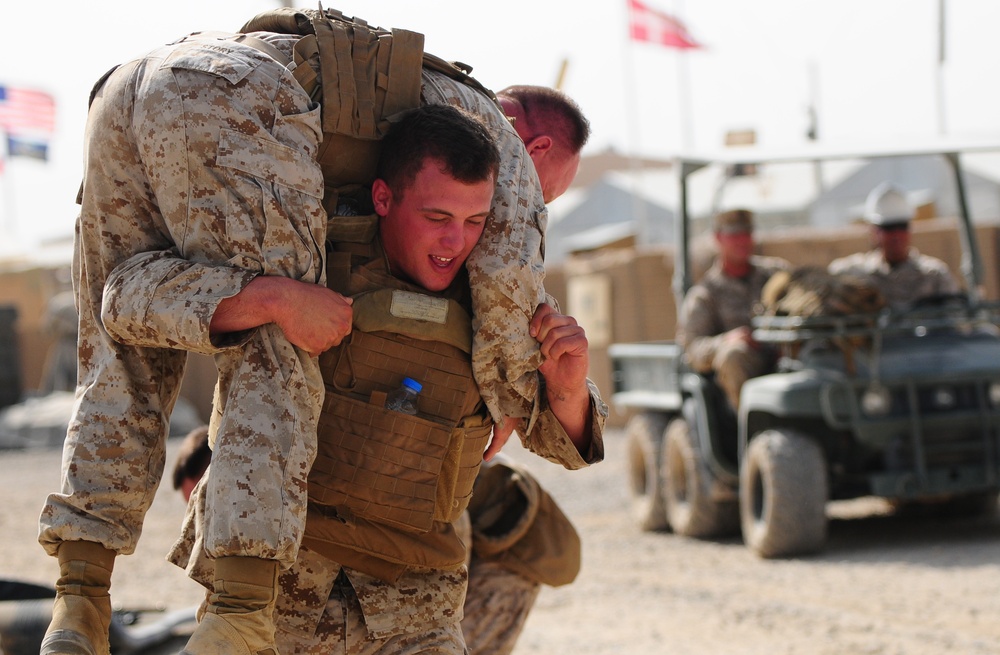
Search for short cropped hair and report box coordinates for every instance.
[376,104,500,197]
[172,425,212,491]
[496,85,591,154]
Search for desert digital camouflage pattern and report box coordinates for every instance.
[461,559,541,655]
[677,255,789,409]
[170,484,467,654]
[421,69,548,425]
[827,248,960,310]
[39,32,326,567]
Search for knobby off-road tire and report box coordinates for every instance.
[662,418,739,538]
[626,412,670,531]
[740,429,828,558]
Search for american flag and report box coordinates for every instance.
[627,0,702,50]
[0,85,56,137]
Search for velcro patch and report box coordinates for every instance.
[390,290,449,324]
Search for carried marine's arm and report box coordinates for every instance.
[101,251,352,356]
[488,303,607,470]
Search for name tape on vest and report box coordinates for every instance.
[390,290,449,324]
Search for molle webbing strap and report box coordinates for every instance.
[238,7,424,188]
[308,11,424,139]
[324,213,380,292]
[291,35,321,100]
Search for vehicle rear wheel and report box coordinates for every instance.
[662,418,739,538]
[625,412,670,531]
[740,429,828,558]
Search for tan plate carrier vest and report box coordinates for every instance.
[306,215,493,572]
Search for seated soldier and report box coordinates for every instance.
[676,209,790,410]
[828,182,961,311]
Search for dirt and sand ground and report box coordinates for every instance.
[3,430,1000,654]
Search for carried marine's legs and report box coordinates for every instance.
[39,33,326,655]
[40,541,116,655]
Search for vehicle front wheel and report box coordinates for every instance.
[740,429,828,558]
[625,412,670,531]
[662,418,739,538]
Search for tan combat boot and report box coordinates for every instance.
[40,540,116,655]
[181,556,280,655]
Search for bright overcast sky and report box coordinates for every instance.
[1,0,998,251]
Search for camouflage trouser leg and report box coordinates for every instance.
[421,71,547,423]
[461,558,541,655]
[205,328,322,565]
[40,35,325,562]
[713,341,772,411]
[171,485,467,654]
[272,550,466,655]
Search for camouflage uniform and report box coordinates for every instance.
[461,559,541,655]
[39,32,326,567]
[421,70,549,427]
[170,394,603,655]
[677,256,789,409]
[171,487,469,654]
[170,472,541,655]
[167,219,606,654]
[827,248,960,311]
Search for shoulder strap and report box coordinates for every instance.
[231,33,291,66]
[421,52,501,108]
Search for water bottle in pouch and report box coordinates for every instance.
[385,377,422,415]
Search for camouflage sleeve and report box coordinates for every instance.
[421,70,546,425]
[677,285,723,372]
[462,559,541,655]
[934,265,962,295]
[102,251,258,354]
[828,253,864,276]
[827,257,849,275]
[519,379,607,469]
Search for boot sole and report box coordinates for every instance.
[40,629,102,655]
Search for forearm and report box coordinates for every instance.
[521,379,607,469]
[102,251,256,354]
[684,334,722,372]
[544,380,593,454]
[210,276,290,335]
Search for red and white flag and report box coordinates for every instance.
[627,0,702,49]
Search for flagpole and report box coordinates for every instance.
[673,0,694,151]
[623,0,649,248]
[935,0,946,135]
[0,128,15,247]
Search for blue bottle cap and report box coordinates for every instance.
[402,377,422,393]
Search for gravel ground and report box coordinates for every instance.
[3,430,1000,654]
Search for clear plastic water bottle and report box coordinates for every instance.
[385,377,422,415]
